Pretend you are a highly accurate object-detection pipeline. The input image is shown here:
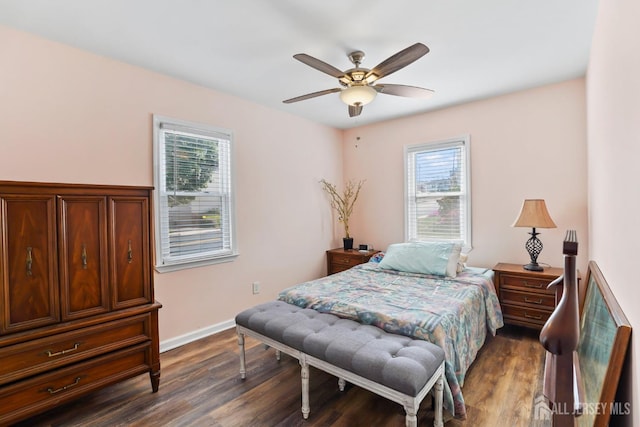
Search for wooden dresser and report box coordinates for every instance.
[493,262,564,330]
[0,181,161,424]
[326,248,376,275]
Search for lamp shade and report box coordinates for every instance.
[512,199,557,228]
[339,85,377,106]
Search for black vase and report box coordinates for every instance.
[343,237,354,250]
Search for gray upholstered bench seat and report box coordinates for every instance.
[235,301,445,427]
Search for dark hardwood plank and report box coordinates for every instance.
[13,324,546,426]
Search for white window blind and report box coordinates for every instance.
[153,115,236,272]
[405,136,471,249]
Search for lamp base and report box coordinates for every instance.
[523,263,544,272]
[523,228,544,272]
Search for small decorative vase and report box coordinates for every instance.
[343,237,354,250]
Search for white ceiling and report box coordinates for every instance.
[0,0,599,129]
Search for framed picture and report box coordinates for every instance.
[576,261,631,427]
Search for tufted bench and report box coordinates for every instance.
[235,301,445,427]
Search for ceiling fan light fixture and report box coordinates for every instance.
[339,85,377,106]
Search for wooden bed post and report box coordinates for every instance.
[539,230,581,426]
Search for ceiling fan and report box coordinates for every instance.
[283,43,434,118]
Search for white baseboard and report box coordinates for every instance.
[159,318,236,353]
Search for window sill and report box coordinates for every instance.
[154,252,239,273]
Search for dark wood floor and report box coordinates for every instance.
[14,325,547,427]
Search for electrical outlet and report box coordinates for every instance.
[252,281,260,294]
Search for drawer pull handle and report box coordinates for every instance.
[127,239,133,263]
[81,244,88,269]
[45,342,81,357]
[524,312,543,320]
[522,281,543,289]
[26,247,33,276]
[524,297,543,304]
[47,376,81,394]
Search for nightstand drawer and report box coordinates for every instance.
[326,248,375,276]
[331,256,362,267]
[492,263,571,330]
[500,288,556,309]
[500,274,555,292]
[501,304,552,328]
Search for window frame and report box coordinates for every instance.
[404,135,472,251]
[152,115,237,273]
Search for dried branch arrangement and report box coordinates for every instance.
[320,179,365,239]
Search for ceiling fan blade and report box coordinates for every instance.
[293,53,346,79]
[366,43,430,83]
[348,104,363,117]
[375,83,434,99]
[283,88,341,104]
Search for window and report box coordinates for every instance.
[405,136,471,250]
[153,115,236,272]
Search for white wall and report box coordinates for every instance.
[0,25,343,344]
[587,0,640,425]
[344,79,588,272]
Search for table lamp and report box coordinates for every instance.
[512,199,557,271]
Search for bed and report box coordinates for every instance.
[277,242,504,419]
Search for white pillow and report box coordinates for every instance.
[378,242,462,277]
[457,252,469,273]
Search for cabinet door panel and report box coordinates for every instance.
[110,197,151,309]
[58,196,109,320]
[0,195,58,334]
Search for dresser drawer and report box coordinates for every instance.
[0,314,151,386]
[501,304,552,328]
[0,344,150,425]
[500,288,556,309]
[500,274,555,293]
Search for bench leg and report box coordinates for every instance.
[300,355,310,419]
[433,372,444,427]
[338,377,346,392]
[259,343,282,361]
[404,409,418,427]
[237,331,246,379]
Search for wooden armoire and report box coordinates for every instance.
[0,181,161,424]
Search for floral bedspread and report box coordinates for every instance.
[277,262,504,419]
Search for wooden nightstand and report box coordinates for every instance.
[326,248,376,275]
[493,263,567,330]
